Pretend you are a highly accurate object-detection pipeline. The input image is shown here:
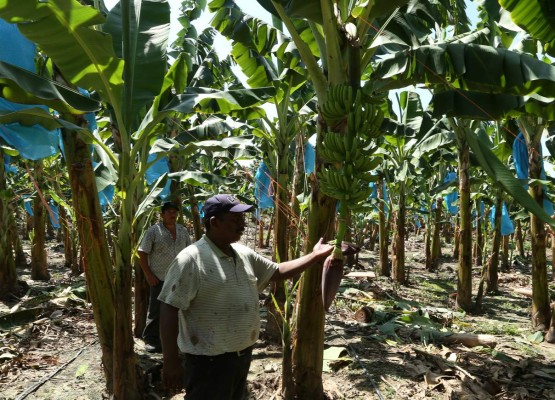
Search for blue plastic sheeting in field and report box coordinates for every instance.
[23,196,33,217]
[414,215,422,228]
[444,172,458,215]
[304,134,316,174]
[145,154,171,200]
[0,20,35,71]
[22,196,61,229]
[254,161,274,210]
[99,184,115,208]
[472,201,485,228]
[489,202,515,236]
[513,133,528,183]
[0,20,60,160]
[3,155,18,174]
[48,201,60,229]
[77,88,98,133]
[512,132,554,215]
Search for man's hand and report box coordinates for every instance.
[312,237,334,260]
[162,357,184,394]
[145,272,161,287]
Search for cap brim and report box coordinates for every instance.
[229,204,255,213]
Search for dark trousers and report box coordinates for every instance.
[142,281,163,346]
[182,346,253,400]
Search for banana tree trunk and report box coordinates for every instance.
[501,234,510,271]
[292,183,336,399]
[429,197,443,270]
[267,164,289,344]
[515,219,525,258]
[424,226,431,268]
[453,214,460,258]
[62,127,115,391]
[30,160,49,281]
[288,133,304,261]
[392,184,406,284]
[473,200,484,266]
[552,228,555,281]
[0,152,17,298]
[378,177,389,276]
[133,257,149,338]
[524,124,551,330]
[265,210,274,248]
[486,195,503,293]
[13,210,26,267]
[454,123,473,312]
[369,224,377,251]
[113,154,140,399]
[187,184,203,241]
[547,305,555,343]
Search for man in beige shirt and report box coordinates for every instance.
[159,194,333,399]
[139,201,191,353]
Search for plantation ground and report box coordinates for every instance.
[1,233,555,399]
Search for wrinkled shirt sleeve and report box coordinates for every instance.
[158,252,199,311]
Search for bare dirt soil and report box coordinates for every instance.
[1,234,555,400]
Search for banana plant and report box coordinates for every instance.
[369,1,555,314]
[211,4,320,378]
[379,91,456,284]
[0,150,16,298]
[0,0,275,397]
[209,0,470,397]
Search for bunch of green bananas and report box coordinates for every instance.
[317,83,385,206]
[319,83,354,121]
[318,168,374,203]
[347,103,384,139]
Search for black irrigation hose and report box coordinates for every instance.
[15,340,97,400]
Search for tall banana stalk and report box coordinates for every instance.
[429,197,443,270]
[518,116,551,329]
[392,182,406,283]
[0,150,17,297]
[30,159,49,280]
[61,122,115,391]
[450,119,473,312]
[378,176,389,276]
[486,193,503,293]
[473,199,484,266]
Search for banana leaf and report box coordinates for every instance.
[465,127,555,229]
[151,135,256,157]
[180,116,248,142]
[432,90,555,121]
[104,0,170,129]
[210,2,309,94]
[0,107,90,131]
[0,0,124,108]
[0,61,100,113]
[373,43,555,98]
[168,170,236,186]
[254,0,410,25]
[499,0,555,57]
[162,86,276,116]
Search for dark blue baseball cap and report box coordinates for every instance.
[203,194,254,220]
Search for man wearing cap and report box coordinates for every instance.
[138,201,192,353]
[159,194,334,399]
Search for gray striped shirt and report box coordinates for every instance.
[138,222,192,280]
[159,235,278,355]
